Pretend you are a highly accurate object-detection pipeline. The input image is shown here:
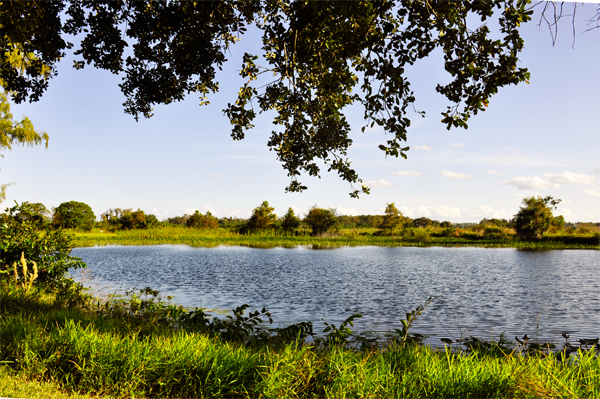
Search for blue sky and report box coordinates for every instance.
[2,4,599,222]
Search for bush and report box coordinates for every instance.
[52,200,96,231]
[246,201,277,231]
[411,217,432,228]
[514,196,561,241]
[280,208,301,232]
[1,202,86,288]
[378,203,403,236]
[402,228,430,242]
[304,206,339,236]
[120,209,147,229]
[483,226,506,238]
[439,227,459,237]
[186,210,218,229]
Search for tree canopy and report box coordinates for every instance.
[247,201,277,231]
[52,200,96,231]
[513,195,562,241]
[1,45,50,202]
[1,1,541,196]
[280,207,301,232]
[379,203,404,235]
[186,210,219,229]
[304,205,339,236]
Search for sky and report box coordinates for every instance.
[2,4,599,223]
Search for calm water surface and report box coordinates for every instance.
[71,245,600,344]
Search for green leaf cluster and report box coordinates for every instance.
[0,1,536,196]
[246,201,277,231]
[280,207,301,232]
[378,203,404,235]
[101,208,159,230]
[0,201,86,288]
[186,210,218,229]
[304,205,339,237]
[52,200,96,231]
[514,195,563,241]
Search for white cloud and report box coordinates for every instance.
[543,171,595,185]
[151,208,163,217]
[558,208,573,219]
[393,170,422,177]
[427,148,559,167]
[225,209,249,218]
[502,176,560,190]
[586,213,600,220]
[485,170,505,175]
[209,174,223,178]
[430,206,462,219]
[440,170,472,179]
[206,206,217,215]
[583,188,600,198]
[414,145,432,151]
[336,206,359,216]
[465,205,508,220]
[397,206,461,219]
[415,206,432,217]
[449,143,464,148]
[594,168,600,175]
[515,191,542,198]
[365,179,392,188]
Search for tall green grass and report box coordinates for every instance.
[71,227,599,249]
[2,285,599,398]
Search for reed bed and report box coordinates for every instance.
[1,286,599,399]
[71,227,599,249]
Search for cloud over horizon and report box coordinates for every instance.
[365,179,392,188]
[393,170,422,177]
[584,188,600,198]
[449,143,464,148]
[502,176,560,190]
[503,171,595,190]
[399,205,462,219]
[543,171,595,185]
[441,170,472,179]
[414,145,432,151]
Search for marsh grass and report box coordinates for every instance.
[2,284,599,399]
[72,227,599,249]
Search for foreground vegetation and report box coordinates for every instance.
[2,283,599,399]
[71,226,600,250]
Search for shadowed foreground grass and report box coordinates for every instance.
[1,285,599,398]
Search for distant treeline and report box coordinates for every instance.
[2,199,599,241]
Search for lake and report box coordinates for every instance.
[71,245,600,345]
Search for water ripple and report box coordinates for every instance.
[71,245,600,344]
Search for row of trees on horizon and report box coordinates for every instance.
[2,197,598,241]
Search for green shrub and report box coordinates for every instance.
[280,208,301,232]
[52,201,96,231]
[402,228,430,242]
[514,196,561,241]
[304,206,339,236]
[1,202,86,289]
[186,210,218,229]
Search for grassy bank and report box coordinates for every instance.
[2,284,599,399]
[71,227,600,249]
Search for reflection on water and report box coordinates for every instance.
[71,245,600,344]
